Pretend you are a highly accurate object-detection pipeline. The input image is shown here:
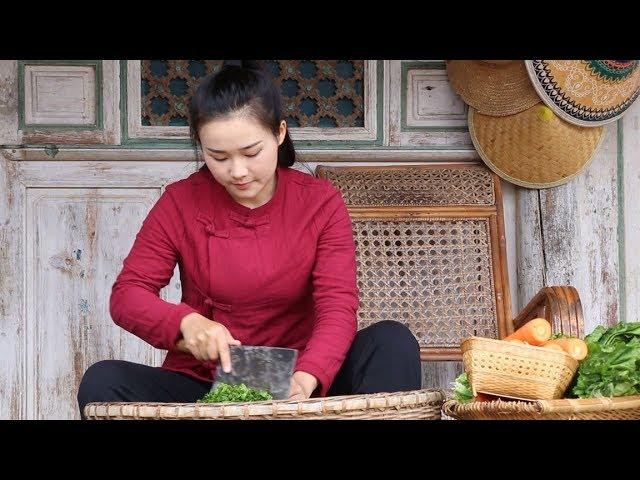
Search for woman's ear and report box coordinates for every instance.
[277,120,287,146]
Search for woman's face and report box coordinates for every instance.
[199,112,286,208]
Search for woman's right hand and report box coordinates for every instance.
[176,312,241,372]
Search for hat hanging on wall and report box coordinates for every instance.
[525,60,640,127]
[446,60,540,116]
[468,103,605,189]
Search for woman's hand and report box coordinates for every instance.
[288,371,319,400]
[176,312,241,372]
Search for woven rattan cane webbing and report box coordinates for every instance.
[318,166,495,207]
[353,217,498,346]
[316,165,511,361]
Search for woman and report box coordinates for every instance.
[77,61,421,417]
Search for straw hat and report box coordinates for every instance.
[468,103,604,189]
[526,60,640,127]
[446,60,540,116]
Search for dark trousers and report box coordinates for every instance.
[77,320,422,418]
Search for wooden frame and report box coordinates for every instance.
[317,164,512,361]
[4,147,481,163]
[513,286,584,338]
[125,60,379,142]
[317,164,583,361]
[17,60,120,145]
[387,60,474,148]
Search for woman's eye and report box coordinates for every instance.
[212,157,227,162]
[246,150,261,158]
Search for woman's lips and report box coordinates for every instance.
[232,181,252,190]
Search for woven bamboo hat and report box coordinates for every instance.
[526,60,640,126]
[446,60,540,116]
[468,103,605,189]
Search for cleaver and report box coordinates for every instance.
[211,345,298,400]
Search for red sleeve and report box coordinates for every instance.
[109,185,197,351]
[294,188,359,396]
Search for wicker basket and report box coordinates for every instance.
[461,337,579,400]
[443,395,640,420]
[84,389,444,420]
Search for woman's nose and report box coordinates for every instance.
[230,160,248,179]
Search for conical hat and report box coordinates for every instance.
[446,60,540,116]
[525,60,640,126]
[468,103,604,189]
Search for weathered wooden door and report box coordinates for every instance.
[0,160,192,419]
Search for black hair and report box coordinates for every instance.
[188,60,296,168]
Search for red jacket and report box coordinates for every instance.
[109,166,359,396]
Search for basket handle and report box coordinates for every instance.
[510,286,584,339]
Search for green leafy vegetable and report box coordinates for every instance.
[197,383,274,403]
[551,332,569,340]
[571,322,640,398]
[452,373,474,403]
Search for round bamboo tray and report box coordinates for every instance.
[443,395,640,420]
[84,389,444,420]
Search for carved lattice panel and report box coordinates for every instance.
[140,60,365,128]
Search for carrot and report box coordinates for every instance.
[540,341,564,352]
[503,318,551,346]
[474,393,499,402]
[543,338,588,361]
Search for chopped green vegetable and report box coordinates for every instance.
[198,383,274,403]
[551,332,569,340]
[571,322,640,398]
[452,373,474,403]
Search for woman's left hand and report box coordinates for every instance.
[288,371,319,400]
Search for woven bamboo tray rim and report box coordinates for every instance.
[443,395,640,420]
[461,336,579,365]
[84,388,444,420]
